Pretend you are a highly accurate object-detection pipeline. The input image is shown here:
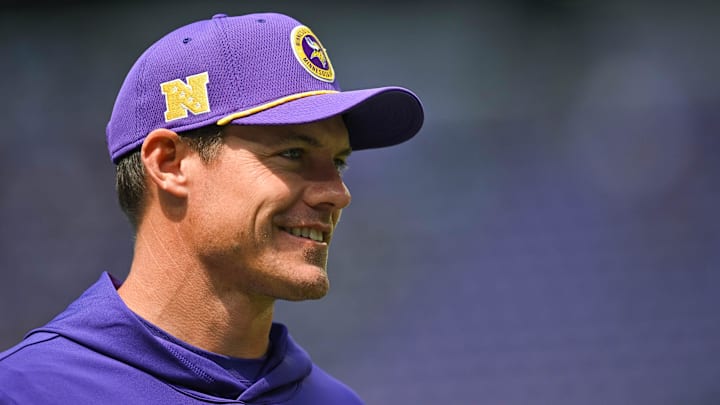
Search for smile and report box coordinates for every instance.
[281,227,326,243]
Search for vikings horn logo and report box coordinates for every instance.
[290,25,335,83]
[304,36,328,68]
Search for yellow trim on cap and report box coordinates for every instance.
[216,90,339,125]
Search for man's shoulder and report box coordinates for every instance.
[0,331,64,366]
[0,331,102,386]
[0,332,73,402]
[0,331,189,404]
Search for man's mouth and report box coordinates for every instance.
[280,227,327,243]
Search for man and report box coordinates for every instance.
[0,12,423,404]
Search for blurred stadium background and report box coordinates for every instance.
[1,1,719,404]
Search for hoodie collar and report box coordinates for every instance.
[29,272,313,402]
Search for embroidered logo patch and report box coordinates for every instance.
[160,72,211,122]
[290,26,335,83]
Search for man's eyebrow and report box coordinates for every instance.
[275,133,352,156]
[276,133,323,147]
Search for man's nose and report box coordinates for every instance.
[303,163,352,210]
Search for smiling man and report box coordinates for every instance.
[0,12,423,404]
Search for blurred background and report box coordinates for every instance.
[1,0,719,404]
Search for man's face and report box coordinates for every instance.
[184,115,352,301]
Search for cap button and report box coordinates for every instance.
[212,13,228,19]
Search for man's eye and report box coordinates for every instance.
[280,149,303,160]
[335,158,349,174]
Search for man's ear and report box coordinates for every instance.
[141,128,190,198]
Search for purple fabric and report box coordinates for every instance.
[0,273,363,404]
[106,12,424,163]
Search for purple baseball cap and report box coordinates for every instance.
[106,12,424,163]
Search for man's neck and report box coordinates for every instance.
[118,225,275,359]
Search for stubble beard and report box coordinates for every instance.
[303,245,328,269]
[281,246,329,301]
[254,230,331,301]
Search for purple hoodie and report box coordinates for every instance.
[0,273,363,404]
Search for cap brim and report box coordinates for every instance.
[226,86,424,150]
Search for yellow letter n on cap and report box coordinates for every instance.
[160,72,211,122]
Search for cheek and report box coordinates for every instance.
[195,159,271,208]
[194,168,297,233]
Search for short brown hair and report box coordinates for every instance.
[115,125,224,230]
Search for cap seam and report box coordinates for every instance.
[213,15,240,118]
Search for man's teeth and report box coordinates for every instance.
[288,227,324,242]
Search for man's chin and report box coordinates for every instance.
[279,269,330,301]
